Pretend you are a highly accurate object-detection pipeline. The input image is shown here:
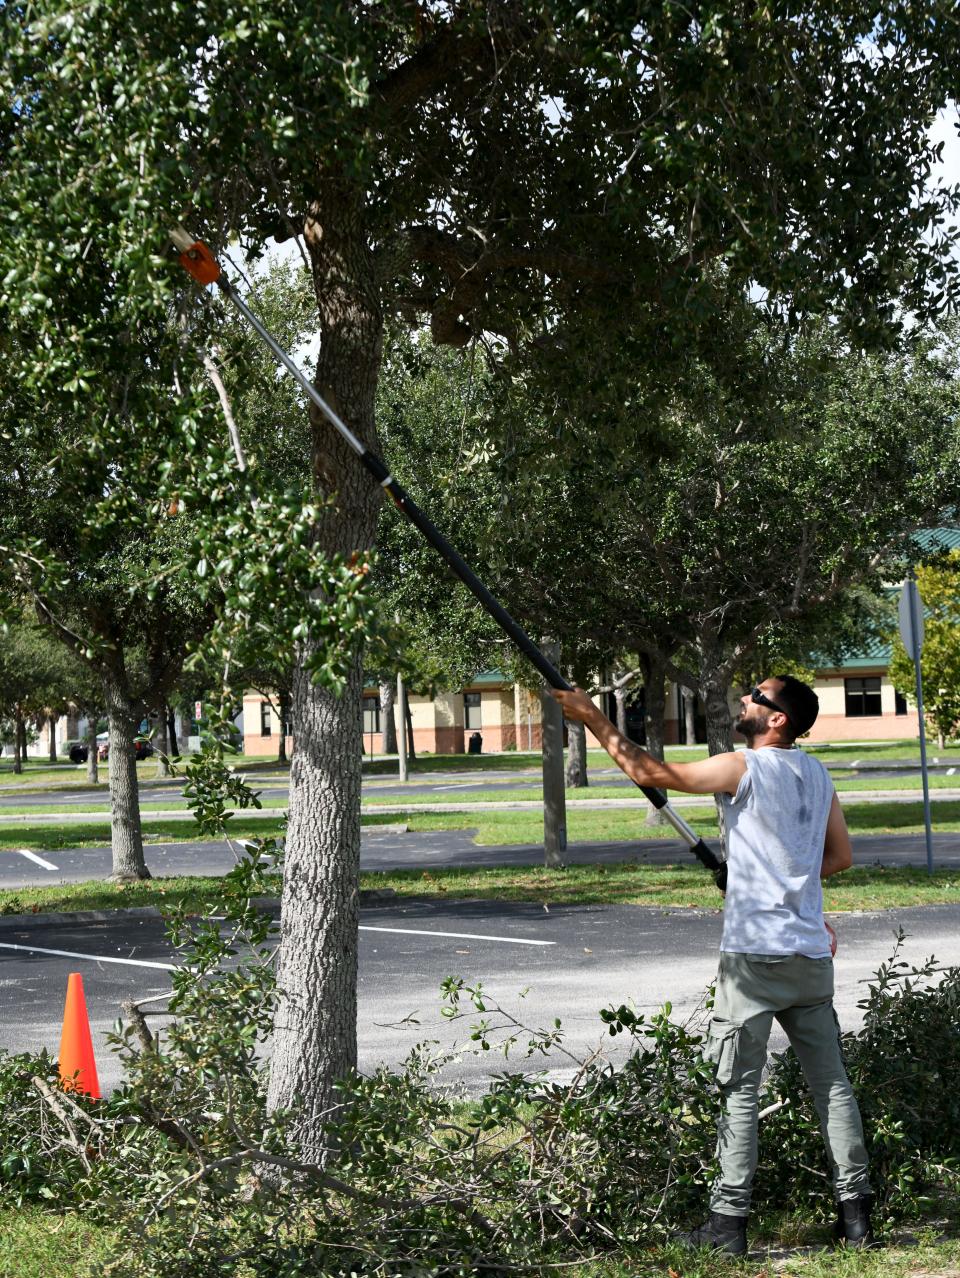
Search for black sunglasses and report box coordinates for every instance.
[751,686,791,722]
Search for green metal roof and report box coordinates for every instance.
[465,670,508,687]
[907,526,960,556]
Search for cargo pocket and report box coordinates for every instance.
[703,1018,743,1088]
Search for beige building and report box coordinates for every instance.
[243,653,917,757]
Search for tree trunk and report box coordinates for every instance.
[702,672,734,757]
[48,713,58,763]
[85,716,99,785]
[102,666,151,881]
[266,186,383,1163]
[156,701,172,778]
[683,686,698,746]
[379,678,397,754]
[404,694,416,762]
[701,664,734,857]
[278,689,290,764]
[167,708,179,759]
[565,719,589,787]
[613,681,628,737]
[12,708,23,774]
[642,653,666,826]
[540,639,567,865]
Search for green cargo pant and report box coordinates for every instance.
[704,951,870,1217]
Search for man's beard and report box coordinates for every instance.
[734,708,769,741]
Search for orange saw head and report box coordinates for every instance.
[170,224,221,286]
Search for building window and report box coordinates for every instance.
[464,691,482,731]
[361,697,380,737]
[894,690,909,716]
[844,677,882,717]
[260,701,272,737]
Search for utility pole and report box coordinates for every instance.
[540,638,567,867]
[396,672,408,784]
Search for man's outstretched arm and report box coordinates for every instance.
[552,688,745,797]
[821,793,853,878]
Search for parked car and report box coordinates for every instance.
[96,734,154,762]
[67,733,154,763]
[64,733,108,763]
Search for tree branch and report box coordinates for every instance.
[372,8,538,116]
[203,353,248,472]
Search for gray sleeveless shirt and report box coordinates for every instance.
[720,747,835,958]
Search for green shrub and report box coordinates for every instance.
[757,930,960,1225]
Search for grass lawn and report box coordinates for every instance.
[2,799,960,856]
[2,773,958,820]
[573,1232,960,1277]
[366,862,960,910]
[1,862,958,917]
[0,1208,116,1278]
[0,1212,955,1278]
[358,778,960,807]
[358,741,960,772]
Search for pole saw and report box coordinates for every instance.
[170,226,727,890]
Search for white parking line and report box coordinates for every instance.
[17,849,58,871]
[360,926,554,947]
[432,782,478,791]
[0,942,176,970]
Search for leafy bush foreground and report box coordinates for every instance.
[1,838,957,1277]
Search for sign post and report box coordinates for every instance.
[899,576,934,874]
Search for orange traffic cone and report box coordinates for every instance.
[58,972,101,1099]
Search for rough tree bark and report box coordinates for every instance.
[701,649,735,855]
[265,188,384,1163]
[85,716,99,785]
[278,689,290,764]
[702,672,734,757]
[641,652,666,826]
[102,663,151,881]
[565,719,588,787]
[379,678,397,754]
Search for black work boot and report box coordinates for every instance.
[835,1194,876,1248]
[677,1210,749,1255]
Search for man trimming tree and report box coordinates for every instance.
[554,676,872,1253]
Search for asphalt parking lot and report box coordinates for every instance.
[1,894,956,1095]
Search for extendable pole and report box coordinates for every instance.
[171,227,725,882]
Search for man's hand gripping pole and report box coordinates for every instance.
[170,225,727,891]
